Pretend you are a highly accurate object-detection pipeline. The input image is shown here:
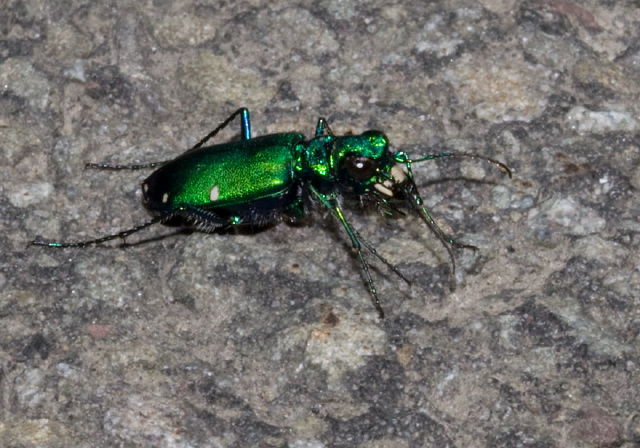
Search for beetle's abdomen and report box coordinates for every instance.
[142,133,304,216]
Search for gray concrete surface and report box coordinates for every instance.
[1,0,639,447]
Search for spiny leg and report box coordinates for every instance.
[415,191,475,285]
[335,208,384,318]
[32,204,238,248]
[314,117,334,137]
[180,206,238,231]
[370,189,407,217]
[187,107,251,153]
[310,185,391,318]
[86,108,252,171]
[351,227,412,286]
[31,215,168,248]
[312,187,413,287]
[309,189,408,283]
[401,169,480,288]
[394,151,513,245]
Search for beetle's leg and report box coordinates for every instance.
[239,108,251,140]
[31,214,168,248]
[315,117,334,137]
[179,206,237,231]
[371,191,407,217]
[401,168,478,289]
[310,185,401,319]
[393,150,512,287]
[188,108,251,153]
[350,228,411,286]
[282,198,307,224]
[86,109,252,171]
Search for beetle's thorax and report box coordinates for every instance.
[301,135,334,183]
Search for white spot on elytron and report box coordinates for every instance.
[142,183,149,193]
[209,185,220,202]
[374,183,393,197]
[383,179,393,188]
[390,164,407,183]
[162,193,169,203]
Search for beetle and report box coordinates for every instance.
[32,108,511,318]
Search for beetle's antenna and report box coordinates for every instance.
[397,151,512,178]
[31,215,168,248]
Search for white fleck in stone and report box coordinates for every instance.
[7,182,54,207]
[491,185,513,209]
[63,59,86,82]
[297,307,387,384]
[103,393,188,446]
[528,195,606,236]
[15,368,47,409]
[460,162,486,180]
[566,106,637,134]
[209,185,219,202]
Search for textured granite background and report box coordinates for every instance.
[1,0,639,447]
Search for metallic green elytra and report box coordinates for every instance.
[32,108,512,318]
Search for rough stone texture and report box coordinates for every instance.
[1,1,639,447]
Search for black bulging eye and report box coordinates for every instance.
[344,155,376,181]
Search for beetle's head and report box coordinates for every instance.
[332,130,409,197]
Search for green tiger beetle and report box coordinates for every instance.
[32,108,512,318]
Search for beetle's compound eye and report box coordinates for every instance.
[344,155,376,181]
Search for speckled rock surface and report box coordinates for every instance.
[2,1,639,447]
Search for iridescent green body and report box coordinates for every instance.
[143,133,305,224]
[33,108,511,318]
